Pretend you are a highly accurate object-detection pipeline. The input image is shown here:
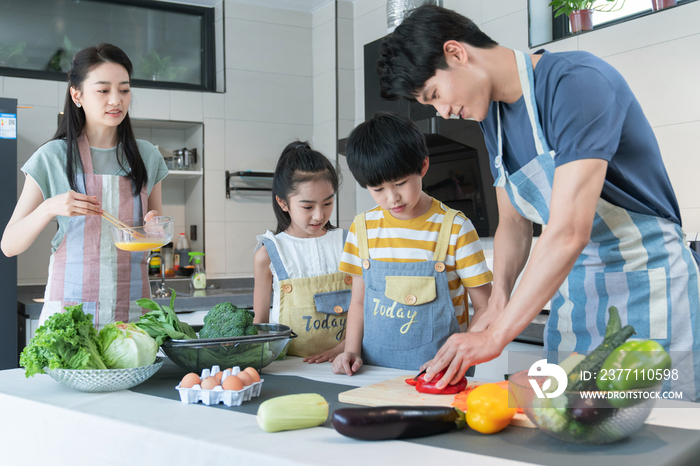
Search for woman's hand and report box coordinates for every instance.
[332,352,363,376]
[303,341,345,364]
[144,210,159,222]
[420,331,505,389]
[44,191,102,217]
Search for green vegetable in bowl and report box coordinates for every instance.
[199,302,258,339]
[567,307,636,392]
[596,340,672,392]
[531,397,568,433]
[135,290,197,345]
[19,304,107,377]
[99,322,158,369]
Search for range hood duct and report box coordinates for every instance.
[386,0,440,32]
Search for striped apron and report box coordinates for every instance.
[494,51,700,401]
[39,134,151,329]
[355,210,467,371]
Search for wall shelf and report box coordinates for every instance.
[168,170,203,179]
[225,170,274,198]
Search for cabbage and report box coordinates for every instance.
[99,322,158,369]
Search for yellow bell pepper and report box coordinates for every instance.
[466,383,517,434]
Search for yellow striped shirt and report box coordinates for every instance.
[339,198,493,320]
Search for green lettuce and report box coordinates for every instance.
[19,304,107,377]
[99,322,158,369]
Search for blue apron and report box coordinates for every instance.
[493,50,700,401]
[354,210,462,371]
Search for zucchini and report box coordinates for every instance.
[568,325,635,392]
[331,406,465,440]
[257,393,329,432]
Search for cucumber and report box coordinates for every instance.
[604,306,622,337]
[568,325,635,392]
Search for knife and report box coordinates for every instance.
[413,368,427,381]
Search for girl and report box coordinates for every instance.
[253,141,351,363]
[1,44,168,328]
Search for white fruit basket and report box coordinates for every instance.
[45,358,164,393]
[175,365,264,407]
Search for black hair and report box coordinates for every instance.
[272,141,340,234]
[54,43,147,196]
[377,4,498,102]
[345,112,427,188]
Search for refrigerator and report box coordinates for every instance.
[0,98,18,369]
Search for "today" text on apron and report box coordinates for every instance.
[301,314,346,341]
[372,298,418,334]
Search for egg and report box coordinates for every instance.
[237,371,253,386]
[214,371,224,382]
[200,376,220,390]
[222,375,244,391]
[180,373,201,388]
[243,367,260,383]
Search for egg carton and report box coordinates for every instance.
[175,365,264,407]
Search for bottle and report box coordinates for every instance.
[174,233,191,275]
[162,242,175,278]
[148,248,161,276]
[188,252,206,290]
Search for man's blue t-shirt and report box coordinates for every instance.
[480,50,682,226]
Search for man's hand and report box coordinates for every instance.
[420,331,505,389]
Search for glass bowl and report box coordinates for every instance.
[45,357,164,392]
[508,370,660,444]
[161,323,293,372]
[109,216,174,252]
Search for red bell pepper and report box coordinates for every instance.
[405,370,468,394]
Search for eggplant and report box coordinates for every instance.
[331,406,464,440]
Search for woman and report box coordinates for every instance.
[1,44,168,328]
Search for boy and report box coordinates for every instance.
[332,112,492,375]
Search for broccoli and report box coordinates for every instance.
[199,303,258,339]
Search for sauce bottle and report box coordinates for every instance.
[174,233,191,275]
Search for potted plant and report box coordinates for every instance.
[0,41,27,68]
[651,0,676,11]
[549,0,623,34]
[138,51,186,82]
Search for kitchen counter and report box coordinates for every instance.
[17,276,547,344]
[1,357,698,466]
[16,277,257,320]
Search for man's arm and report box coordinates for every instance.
[425,158,608,387]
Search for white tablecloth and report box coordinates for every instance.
[0,357,697,466]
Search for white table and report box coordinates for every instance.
[1,357,697,466]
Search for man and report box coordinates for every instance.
[377,5,699,400]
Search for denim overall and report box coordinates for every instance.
[263,231,352,358]
[41,134,150,328]
[494,51,700,400]
[354,210,461,371]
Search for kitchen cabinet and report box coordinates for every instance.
[131,118,205,254]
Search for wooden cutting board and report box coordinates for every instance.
[338,375,536,428]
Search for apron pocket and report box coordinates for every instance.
[314,289,352,315]
[384,276,436,305]
[596,267,668,340]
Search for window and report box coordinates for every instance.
[530,0,697,47]
[0,0,215,91]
